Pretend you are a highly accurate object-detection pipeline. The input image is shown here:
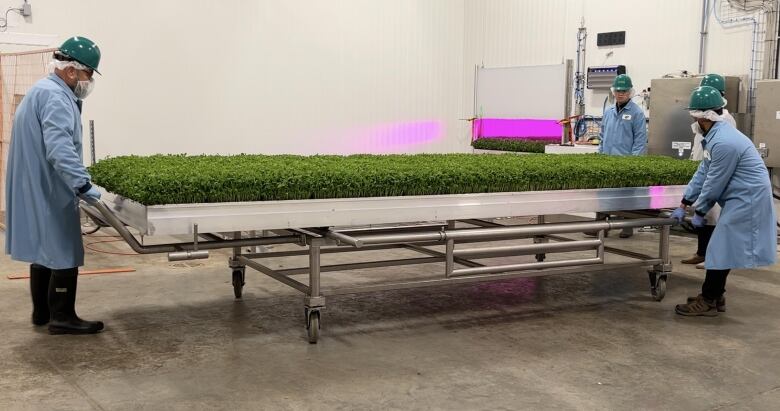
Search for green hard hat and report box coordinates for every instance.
[699,73,725,94]
[58,36,101,74]
[612,74,633,91]
[687,86,725,110]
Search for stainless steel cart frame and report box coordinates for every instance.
[82,186,682,343]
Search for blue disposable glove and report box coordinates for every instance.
[670,207,686,224]
[79,186,101,202]
[692,213,706,228]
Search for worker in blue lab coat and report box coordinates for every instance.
[681,74,736,269]
[587,74,647,238]
[598,74,647,157]
[670,86,776,316]
[4,37,105,334]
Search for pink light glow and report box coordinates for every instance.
[472,118,562,141]
[649,185,667,209]
[344,120,444,154]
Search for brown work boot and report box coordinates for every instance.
[681,254,705,265]
[676,296,719,317]
[686,294,726,312]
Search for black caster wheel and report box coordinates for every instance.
[306,311,320,344]
[232,269,245,299]
[649,272,667,301]
[535,253,546,262]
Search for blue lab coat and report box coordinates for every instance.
[599,100,647,156]
[4,74,90,269]
[683,121,777,270]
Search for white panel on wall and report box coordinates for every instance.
[476,64,567,118]
[462,0,571,121]
[0,32,57,47]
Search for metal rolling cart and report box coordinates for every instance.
[82,185,682,343]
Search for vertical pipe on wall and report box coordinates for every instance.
[776,2,780,78]
[763,2,780,80]
[565,59,574,120]
[473,64,479,118]
[574,21,587,117]
[699,0,710,74]
[713,0,760,133]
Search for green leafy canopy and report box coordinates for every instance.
[88,154,699,206]
[471,138,550,153]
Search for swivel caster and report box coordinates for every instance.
[648,271,667,301]
[306,310,321,344]
[232,268,246,299]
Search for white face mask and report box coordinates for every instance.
[74,77,95,99]
[691,121,704,136]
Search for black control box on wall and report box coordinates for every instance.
[597,31,626,47]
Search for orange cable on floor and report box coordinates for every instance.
[6,267,136,280]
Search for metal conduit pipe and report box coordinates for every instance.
[328,217,674,247]
[82,200,303,255]
[604,218,671,230]
[326,230,444,248]
[443,218,670,241]
[699,0,710,74]
[453,239,603,260]
[452,257,603,277]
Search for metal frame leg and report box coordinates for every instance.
[649,225,671,301]
[654,225,672,273]
[305,239,325,343]
[534,215,547,262]
[229,231,246,299]
[597,229,605,262]
[445,239,455,278]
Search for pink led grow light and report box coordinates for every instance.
[472,118,562,141]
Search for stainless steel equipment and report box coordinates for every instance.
[648,76,741,158]
[91,186,686,236]
[753,80,780,167]
[587,65,626,89]
[82,186,685,343]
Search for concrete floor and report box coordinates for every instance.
[1,222,780,411]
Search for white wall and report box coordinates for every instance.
[0,0,470,156]
[462,0,757,118]
[462,0,571,119]
[0,0,764,157]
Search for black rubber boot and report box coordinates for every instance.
[30,264,51,326]
[48,268,104,335]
